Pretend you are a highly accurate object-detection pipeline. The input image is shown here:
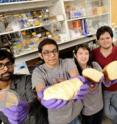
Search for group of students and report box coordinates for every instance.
[0,25,117,124]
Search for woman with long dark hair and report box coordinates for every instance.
[74,44,103,124]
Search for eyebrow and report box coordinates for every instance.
[0,61,10,64]
[43,49,57,51]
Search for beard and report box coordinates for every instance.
[0,72,13,81]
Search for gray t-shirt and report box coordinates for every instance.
[82,62,103,116]
[0,74,48,124]
[32,59,83,124]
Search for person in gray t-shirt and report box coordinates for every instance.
[74,44,103,124]
[32,38,89,124]
[0,49,48,124]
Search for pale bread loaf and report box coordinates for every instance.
[43,78,83,100]
[82,68,104,83]
[103,61,117,80]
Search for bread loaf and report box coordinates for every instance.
[43,78,83,100]
[82,68,104,83]
[103,61,117,80]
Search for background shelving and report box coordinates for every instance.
[0,0,111,64]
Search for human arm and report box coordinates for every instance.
[66,59,89,100]
[102,78,117,87]
[66,59,79,78]
[32,67,68,110]
[73,76,89,101]
[37,88,68,109]
[0,75,33,124]
[1,100,29,124]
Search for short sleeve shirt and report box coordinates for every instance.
[32,59,78,88]
[32,59,83,124]
[82,62,103,116]
[0,75,48,124]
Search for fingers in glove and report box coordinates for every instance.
[18,111,27,123]
[2,108,19,120]
[37,91,43,99]
[54,100,67,109]
[78,76,89,84]
[111,80,117,84]
[103,81,111,87]
[78,90,88,95]
[80,84,89,91]
[46,99,62,109]
[8,119,19,124]
[7,106,18,112]
[41,99,56,107]
[74,94,84,101]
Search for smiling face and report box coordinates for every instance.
[76,48,89,68]
[98,32,113,49]
[75,47,99,90]
[40,44,59,68]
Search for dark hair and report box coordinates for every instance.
[96,26,113,40]
[73,44,93,75]
[38,38,58,53]
[0,49,15,64]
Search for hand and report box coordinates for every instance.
[111,80,117,85]
[1,101,29,124]
[74,84,89,101]
[78,75,89,84]
[103,79,117,87]
[37,89,68,109]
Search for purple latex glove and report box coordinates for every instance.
[1,101,29,124]
[73,76,89,101]
[37,89,68,109]
[74,83,89,101]
[78,75,89,84]
[103,79,117,87]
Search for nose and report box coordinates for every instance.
[49,52,55,57]
[82,54,86,59]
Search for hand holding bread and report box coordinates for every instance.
[82,68,104,83]
[38,89,67,109]
[82,61,117,87]
[43,78,84,100]
[43,61,117,101]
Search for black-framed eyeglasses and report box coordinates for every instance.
[0,47,12,53]
[0,62,13,70]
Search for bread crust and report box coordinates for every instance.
[43,78,83,100]
[82,68,103,83]
[103,61,117,80]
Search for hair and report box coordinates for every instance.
[73,44,93,75]
[38,38,58,53]
[96,26,113,40]
[0,49,15,64]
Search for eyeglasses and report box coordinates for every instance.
[0,62,13,70]
[0,47,12,53]
[42,49,58,56]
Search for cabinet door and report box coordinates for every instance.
[63,0,88,40]
[0,0,68,57]
[85,0,111,34]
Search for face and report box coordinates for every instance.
[0,58,14,81]
[98,32,113,49]
[40,44,59,68]
[76,48,89,67]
